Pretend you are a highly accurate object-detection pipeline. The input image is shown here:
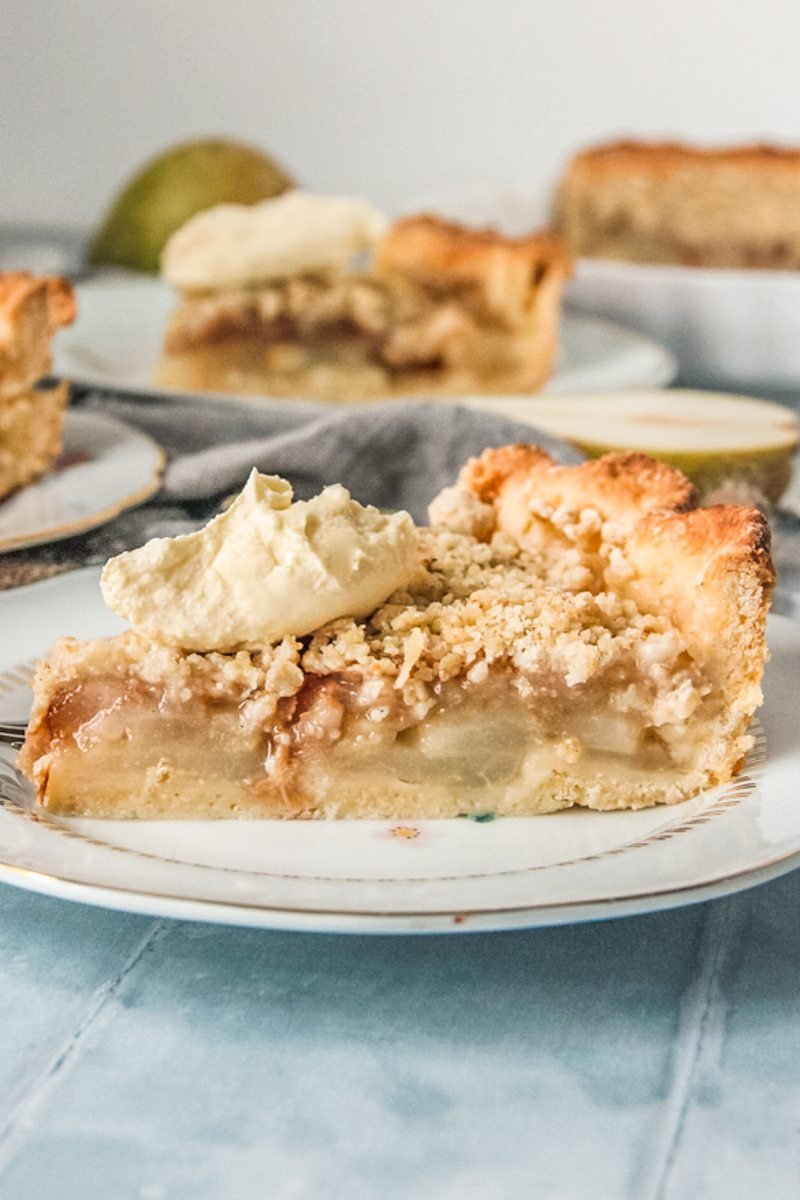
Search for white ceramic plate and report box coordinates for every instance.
[52,277,676,403]
[0,410,165,554]
[567,259,800,394]
[0,568,797,933]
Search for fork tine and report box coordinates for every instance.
[0,721,27,746]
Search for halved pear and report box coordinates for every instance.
[88,137,294,274]
[461,390,798,503]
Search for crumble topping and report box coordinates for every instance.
[42,515,705,741]
[427,485,496,540]
[304,527,699,715]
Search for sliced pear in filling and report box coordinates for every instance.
[462,390,798,503]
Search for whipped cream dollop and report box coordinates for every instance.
[161,191,388,291]
[101,471,418,652]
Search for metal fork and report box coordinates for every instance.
[0,722,26,748]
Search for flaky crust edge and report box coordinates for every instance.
[0,272,76,333]
[457,446,775,730]
[458,444,699,517]
[377,214,572,290]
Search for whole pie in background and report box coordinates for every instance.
[554,139,800,269]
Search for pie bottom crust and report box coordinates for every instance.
[153,336,556,404]
[0,383,68,501]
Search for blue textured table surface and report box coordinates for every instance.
[0,869,798,1200]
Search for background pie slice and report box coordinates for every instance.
[156,212,571,401]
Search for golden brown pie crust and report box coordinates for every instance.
[560,140,800,175]
[376,215,571,320]
[459,445,774,617]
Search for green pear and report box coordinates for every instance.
[459,390,799,503]
[88,137,294,273]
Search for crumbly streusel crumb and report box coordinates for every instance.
[301,524,696,711]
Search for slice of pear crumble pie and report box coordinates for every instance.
[18,446,774,819]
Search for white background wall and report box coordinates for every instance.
[3,0,800,228]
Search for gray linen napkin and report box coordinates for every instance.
[0,395,582,589]
[81,394,583,516]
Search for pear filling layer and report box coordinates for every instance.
[28,661,715,820]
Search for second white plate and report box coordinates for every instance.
[53,277,677,403]
[0,410,165,554]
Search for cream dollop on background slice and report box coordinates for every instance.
[161,190,387,290]
[101,471,418,652]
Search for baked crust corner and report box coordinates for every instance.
[376,214,571,326]
[0,272,77,398]
[0,272,77,334]
[454,444,774,698]
[458,445,698,523]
